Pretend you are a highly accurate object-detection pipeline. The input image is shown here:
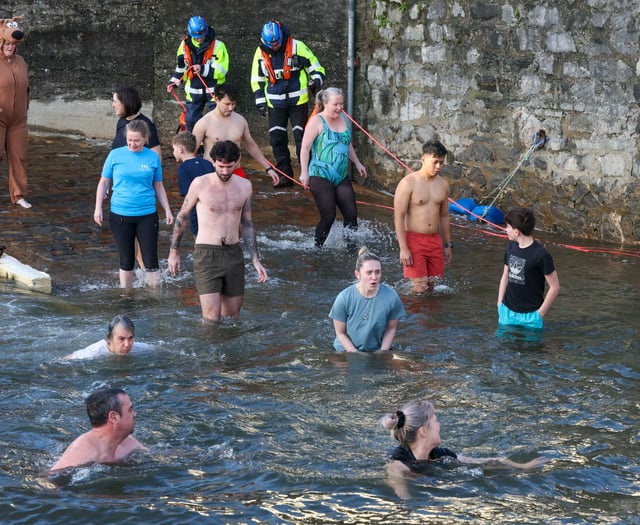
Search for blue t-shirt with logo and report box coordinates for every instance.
[101,146,162,216]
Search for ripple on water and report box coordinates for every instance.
[2,141,640,523]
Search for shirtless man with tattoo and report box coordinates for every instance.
[168,140,268,321]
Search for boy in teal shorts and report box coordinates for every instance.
[497,208,560,329]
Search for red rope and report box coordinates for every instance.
[344,111,640,260]
[167,86,188,132]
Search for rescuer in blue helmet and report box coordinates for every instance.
[260,20,283,50]
[250,20,326,188]
[188,16,207,38]
[168,16,229,131]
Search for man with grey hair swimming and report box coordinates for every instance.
[66,315,153,359]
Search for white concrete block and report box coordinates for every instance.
[0,253,52,294]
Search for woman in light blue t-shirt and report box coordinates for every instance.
[329,247,405,352]
[94,120,173,288]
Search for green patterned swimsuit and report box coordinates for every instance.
[308,114,351,186]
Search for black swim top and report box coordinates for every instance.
[390,444,458,474]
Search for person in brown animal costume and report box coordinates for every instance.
[0,16,31,208]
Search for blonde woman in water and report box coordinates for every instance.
[381,399,547,499]
[329,247,405,352]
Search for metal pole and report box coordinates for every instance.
[347,0,355,116]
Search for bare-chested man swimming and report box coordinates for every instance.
[393,140,453,293]
[50,388,146,471]
[192,84,279,185]
[168,140,268,321]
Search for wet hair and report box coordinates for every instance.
[172,131,197,153]
[355,246,381,272]
[106,314,135,342]
[209,140,240,163]
[125,119,150,141]
[380,400,435,447]
[214,83,238,102]
[85,387,126,427]
[422,140,448,158]
[504,207,536,236]
[317,87,343,112]
[114,86,142,117]
[312,90,324,112]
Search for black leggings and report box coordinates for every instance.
[309,176,358,246]
[109,211,159,271]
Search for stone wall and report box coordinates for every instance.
[3,1,640,242]
[355,0,640,242]
[2,1,347,143]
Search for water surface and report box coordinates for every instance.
[1,134,640,524]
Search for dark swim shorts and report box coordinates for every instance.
[193,243,245,296]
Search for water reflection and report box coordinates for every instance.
[1,134,640,523]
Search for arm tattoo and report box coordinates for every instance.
[240,198,260,261]
[170,200,190,250]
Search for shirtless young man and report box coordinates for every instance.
[50,388,146,471]
[191,84,279,185]
[393,140,452,293]
[167,140,268,321]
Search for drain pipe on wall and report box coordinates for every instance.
[347,0,355,116]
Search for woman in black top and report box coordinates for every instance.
[110,86,162,271]
[112,86,161,158]
[381,399,546,499]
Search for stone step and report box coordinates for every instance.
[0,253,52,294]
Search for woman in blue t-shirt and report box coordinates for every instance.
[329,247,405,352]
[381,399,547,499]
[94,120,173,288]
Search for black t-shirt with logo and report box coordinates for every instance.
[503,240,555,313]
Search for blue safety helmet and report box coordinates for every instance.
[261,20,283,50]
[187,16,208,38]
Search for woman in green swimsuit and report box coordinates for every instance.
[299,87,367,246]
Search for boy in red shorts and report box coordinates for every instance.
[394,140,452,293]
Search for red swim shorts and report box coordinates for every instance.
[403,231,444,279]
[233,166,247,179]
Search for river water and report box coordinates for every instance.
[1,134,640,524]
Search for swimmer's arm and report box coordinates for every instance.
[457,454,547,470]
[153,181,174,225]
[240,194,260,263]
[348,144,367,178]
[94,177,111,226]
[120,435,149,456]
[333,319,358,352]
[439,187,452,263]
[192,119,206,155]
[393,179,412,265]
[385,460,412,500]
[378,319,400,351]
[239,198,268,282]
[497,265,509,306]
[538,271,560,317]
[168,193,198,275]
[242,124,279,185]
[170,190,198,251]
[50,434,93,472]
[299,117,321,185]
